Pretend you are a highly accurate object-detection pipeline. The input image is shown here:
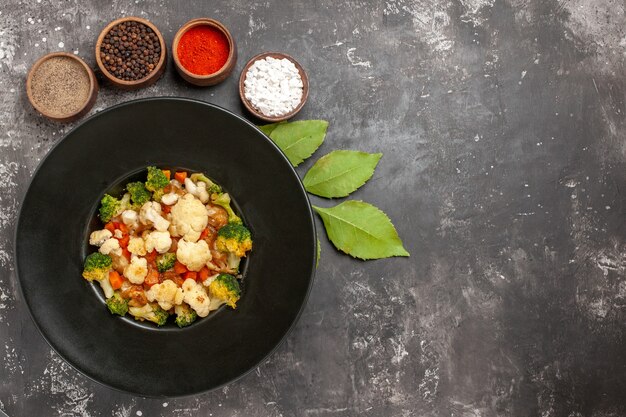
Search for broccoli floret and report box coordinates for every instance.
[126,181,151,206]
[128,303,169,326]
[82,252,112,281]
[211,193,241,224]
[156,253,176,272]
[145,166,169,195]
[190,173,222,194]
[208,274,241,309]
[106,292,129,316]
[226,252,241,273]
[174,304,198,328]
[216,223,252,257]
[99,194,120,223]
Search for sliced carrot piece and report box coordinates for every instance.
[174,171,188,183]
[121,248,131,261]
[145,250,157,263]
[183,271,197,281]
[118,234,130,249]
[162,169,171,180]
[198,267,210,282]
[174,261,188,275]
[104,222,116,233]
[117,223,128,234]
[144,269,159,287]
[109,271,124,290]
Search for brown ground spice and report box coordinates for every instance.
[30,56,90,116]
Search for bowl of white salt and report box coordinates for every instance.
[238,52,309,122]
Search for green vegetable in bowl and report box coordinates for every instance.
[156,253,177,272]
[99,194,120,223]
[190,172,222,194]
[82,252,112,281]
[126,181,151,206]
[211,192,241,224]
[145,166,169,201]
[216,223,252,258]
[106,292,129,316]
[129,303,169,326]
[175,304,197,328]
[208,274,241,309]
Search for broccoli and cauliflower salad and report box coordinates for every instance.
[83,167,252,327]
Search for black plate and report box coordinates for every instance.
[15,97,316,397]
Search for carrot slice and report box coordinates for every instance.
[121,248,131,261]
[109,271,124,290]
[198,267,210,282]
[174,171,188,183]
[162,169,171,180]
[118,234,130,249]
[104,222,116,233]
[144,269,159,287]
[145,250,157,263]
[183,271,197,281]
[117,223,128,234]
[174,261,188,275]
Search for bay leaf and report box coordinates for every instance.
[313,201,409,260]
[258,122,284,136]
[268,120,328,167]
[303,150,382,198]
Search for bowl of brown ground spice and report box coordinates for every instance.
[26,52,98,122]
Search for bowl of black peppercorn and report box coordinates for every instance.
[95,17,167,90]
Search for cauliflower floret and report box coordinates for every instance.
[127,237,147,256]
[124,256,148,284]
[139,201,170,232]
[121,209,139,228]
[114,229,123,239]
[99,238,121,256]
[161,192,179,206]
[98,277,115,299]
[184,178,210,204]
[182,278,211,317]
[145,279,184,310]
[169,193,209,242]
[89,229,112,246]
[144,231,172,254]
[176,240,212,271]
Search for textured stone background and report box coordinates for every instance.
[1,0,625,416]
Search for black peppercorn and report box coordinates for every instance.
[100,21,161,81]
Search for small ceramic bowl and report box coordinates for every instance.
[172,18,237,87]
[26,52,98,122]
[95,16,167,90]
[238,52,309,123]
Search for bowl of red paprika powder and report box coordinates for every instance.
[172,18,237,87]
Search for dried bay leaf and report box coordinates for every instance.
[313,201,409,260]
[258,122,284,136]
[263,120,328,167]
[303,150,382,198]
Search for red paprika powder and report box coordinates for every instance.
[177,25,230,75]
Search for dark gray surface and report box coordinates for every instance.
[1,0,625,416]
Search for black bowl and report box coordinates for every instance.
[15,97,316,397]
